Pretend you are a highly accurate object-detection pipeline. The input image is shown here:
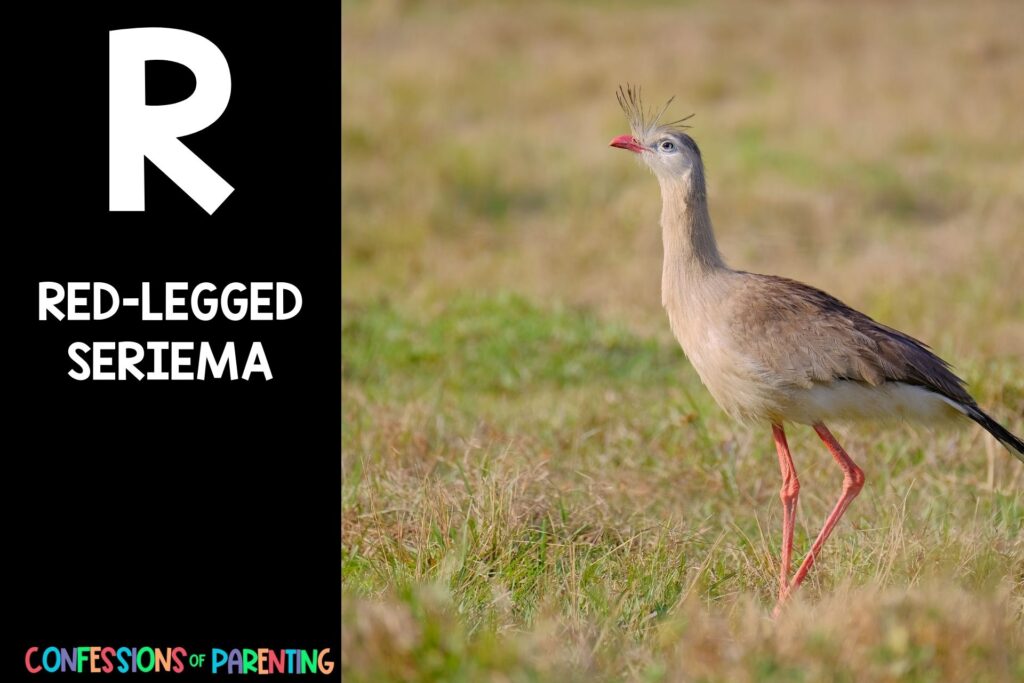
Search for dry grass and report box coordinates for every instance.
[343,0,1024,349]
[344,584,1022,682]
[342,1,1024,680]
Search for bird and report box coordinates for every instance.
[608,84,1024,616]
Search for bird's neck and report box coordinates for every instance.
[658,173,726,308]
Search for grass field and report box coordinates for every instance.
[342,1,1024,680]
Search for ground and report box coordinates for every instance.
[342,1,1024,680]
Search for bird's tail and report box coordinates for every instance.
[964,405,1024,463]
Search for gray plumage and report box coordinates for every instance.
[730,273,970,402]
[612,85,1023,462]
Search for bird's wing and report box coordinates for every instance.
[726,273,975,406]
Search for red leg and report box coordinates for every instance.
[772,423,800,613]
[787,423,865,595]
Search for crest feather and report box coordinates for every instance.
[616,84,694,140]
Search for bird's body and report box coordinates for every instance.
[653,137,979,430]
[610,85,1023,614]
[664,270,972,428]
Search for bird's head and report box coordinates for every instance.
[609,84,702,189]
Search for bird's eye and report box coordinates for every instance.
[659,140,677,152]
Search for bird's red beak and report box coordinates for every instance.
[609,134,645,154]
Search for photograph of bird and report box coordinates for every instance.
[609,84,1024,616]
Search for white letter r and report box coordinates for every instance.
[109,27,233,215]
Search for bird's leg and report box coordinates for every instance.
[772,423,800,612]
[787,423,865,596]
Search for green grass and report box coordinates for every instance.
[343,297,1023,682]
[342,1,1024,679]
[344,294,683,393]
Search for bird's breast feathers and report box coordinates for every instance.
[666,305,786,423]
